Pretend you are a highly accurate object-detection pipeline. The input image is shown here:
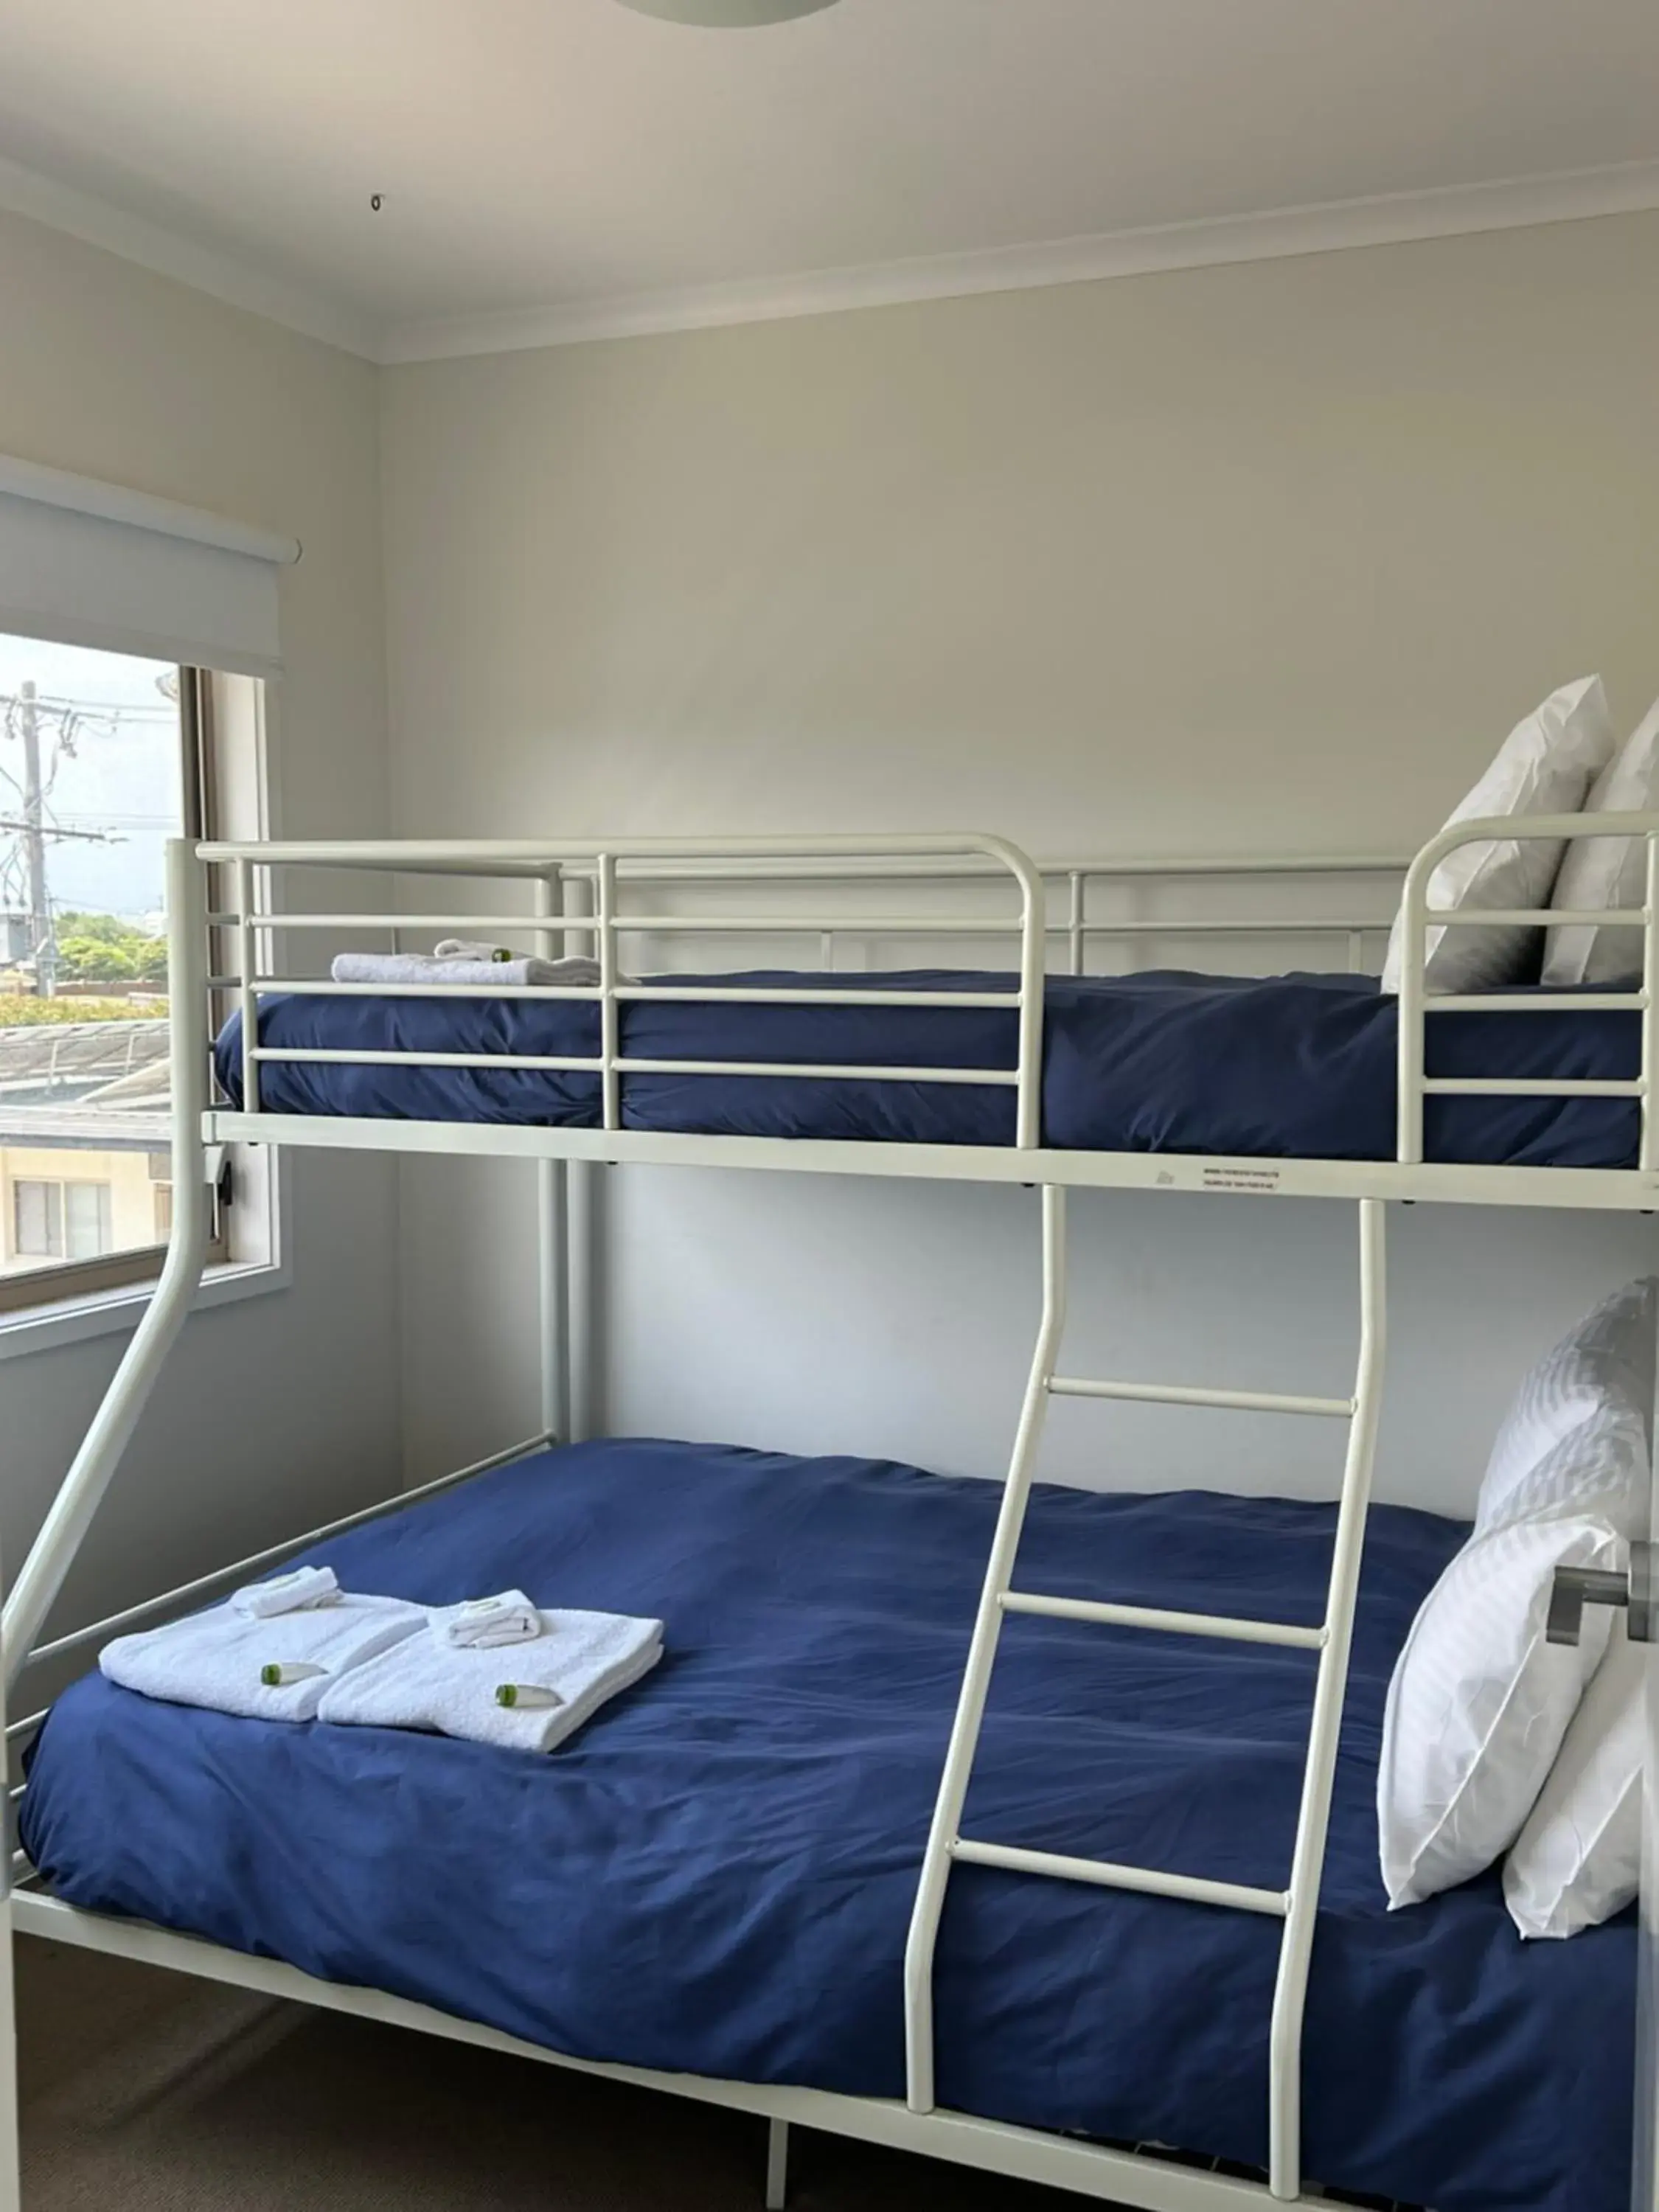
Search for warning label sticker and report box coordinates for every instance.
[1199,1165,1283,1194]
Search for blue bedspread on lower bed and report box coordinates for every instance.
[21,1441,1634,2211]
[215,969,1643,1166]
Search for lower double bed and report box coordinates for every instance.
[20,1439,1637,2212]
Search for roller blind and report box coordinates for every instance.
[0,455,300,676]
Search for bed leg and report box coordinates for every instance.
[764,2115,788,2209]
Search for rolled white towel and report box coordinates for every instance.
[433,1590,542,1650]
[101,1593,426,1723]
[330,951,602,990]
[317,1607,664,1754]
[229,1564,340,1619]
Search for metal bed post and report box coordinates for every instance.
[534,869,570,1444]
[904,1180,1069,2112]
[0,1526,18,2212]
[1641,831,1659,1176]
[1394,842,1430,1167]
[1265,1196,1386,2200]
[765,2112,789,2210]
[565,868,600,1444]
[2,838,212,1686]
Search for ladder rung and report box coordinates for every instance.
[1047,1376,1353,1418]
[952,1837,1289,1916]
[1000,1590,1326,1649]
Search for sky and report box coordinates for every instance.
[0,633,181,925]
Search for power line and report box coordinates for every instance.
[0,692,175,720]
[47,813,173,830]
[0,819,115,842]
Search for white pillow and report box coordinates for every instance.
[1377,1276,1654,1909]
[1377,1504,1624,1908]
[1503,1622,1646,1939]
[1475,1276,1656,1536]
[1382,675,1614,994]
[1543,695,1659,988]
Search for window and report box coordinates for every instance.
[11,1178,112,1262]
[0,638,238,1316]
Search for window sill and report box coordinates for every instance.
[0,1255,289,1363]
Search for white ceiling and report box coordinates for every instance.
[0,0,1656,361]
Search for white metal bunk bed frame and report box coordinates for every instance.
[1,815,1655,2212]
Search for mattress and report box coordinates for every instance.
[215,969,1643,1166]
[21,1439,1635,2212]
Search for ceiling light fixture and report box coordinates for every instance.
[613,0,840,25]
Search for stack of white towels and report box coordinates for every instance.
[100,1566,664,1756]
[331,939,607,990]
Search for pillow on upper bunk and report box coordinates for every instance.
[1380,675,1614,995]
[1503,1620,1646,1938]
[1377,1276,1655,1909]
[1542,694,1659,988]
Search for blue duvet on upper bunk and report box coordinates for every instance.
[21,1439,1635,2212]
[215,968,1643,1166]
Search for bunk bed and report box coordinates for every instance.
[2,820,1652,2212]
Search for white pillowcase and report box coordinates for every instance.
[1382,675,1614,995]
[1503,1623,1646,1939]
[1377,1492,1625,1908]
[1475,1276,1657,1535]
[1377,1276,1655,1910]
[1543,695,1659,989]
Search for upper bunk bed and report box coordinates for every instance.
[193,813,1659,1210]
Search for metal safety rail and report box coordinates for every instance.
[904,1188,1387,2205]
[206,832,1051,1144]
[206,841,1399,1144]
[1396,809,1659,1168]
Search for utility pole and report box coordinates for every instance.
[18,681,55,997]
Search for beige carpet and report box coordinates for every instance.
[16,1935,1062,2211]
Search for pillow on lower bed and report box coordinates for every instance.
[1543,695,1659,988]
[1475,1276,1657,1534]
[1377,1276,1655,1910]
[1503,1622,1646,1939]
[1377,1498,1628,1909]
[1381,675,1614,995]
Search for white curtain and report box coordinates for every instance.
[0,453,299,675]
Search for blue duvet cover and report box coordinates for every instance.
[22,1440,1635,2211]
[215,970,1642,1166]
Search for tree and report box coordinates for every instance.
[52,911,167,987]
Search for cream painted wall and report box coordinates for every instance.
[0,207,400,1646]
[383,213,1659,857]
[383,211,1659,1518]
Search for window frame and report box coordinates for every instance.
[10,1174,114,1262]
[0,655,233,1320]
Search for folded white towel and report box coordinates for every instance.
[101,1593,427,1722]
[330,951,602,989]
[432,1590,543,1650]
[229,1564,340,1619]
[434,940,605,989]
[316,1608,664,1754]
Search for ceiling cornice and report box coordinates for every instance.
[382,157,1659,364]
[4,145,1658,369]
[0,150,382,360]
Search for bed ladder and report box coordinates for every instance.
[902,1187,1387,2205]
